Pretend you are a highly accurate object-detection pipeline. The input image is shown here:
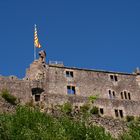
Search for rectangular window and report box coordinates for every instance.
[128,93,131,100]
[35,95,40,102]
[114,75,118,81]
[67,86,76,94]
[109,90,112,99]
[121,92,123,99]
[112,91,115,98]
[100,108,104,115]
[110,75,114,80]
[124,91,127,99]
[110,75,118,82]
[119,110,123,118]
[108,90,115,99]
[115,109,119,117]
[66,71,73,78]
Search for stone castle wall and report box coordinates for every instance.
[0,50,140,119]
[0,76,32,104]
[43,64,140,118]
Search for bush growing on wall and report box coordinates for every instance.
[60,102,72,115]
[126,116,135,122]
[1,89,17,105]
[90,106,99,115]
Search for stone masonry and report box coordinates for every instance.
[0,50,140,119]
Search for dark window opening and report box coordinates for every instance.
[35,95,40,102]
[108,90,115,99]
[110,75,118,82]
[112,91,115,98]
[110,75,114,80]
[100,108,104,115]
[70,72,73,77]
[114,76,118,81]
[115,109,119,117]
[124,91,127,99]
[121,92,123,99]
[32,88,44,95]
[67,86,71,94]
[66,71,74,78]
[67,86,75,94]
[72,86,75,94]
[128,93,131,100]
[109,90,112,99]
[119,110,123,118]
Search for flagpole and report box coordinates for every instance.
[34,44,36,60]
[34,24,36,60]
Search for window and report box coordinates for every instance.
[35,95,40,102]
[66,71,74,78]
[109,90,112,99]
[108,90,115,99]
[100,108,104,115]
[121,91,131,100]
[114,76,118,81]
[119,110,123,118]
[128,93,131,100]
[115,109,119,117]
[124,91,127,99]
[114,109,124,118]
[121,92,123,99]
[112,91,115,97]
[67,86,76,94]
[110,75,118,82]
[110,75,114,80]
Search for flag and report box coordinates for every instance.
[34,24,41,48]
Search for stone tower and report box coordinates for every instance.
[25,50,47,81]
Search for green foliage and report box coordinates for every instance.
[120,121,140,140]
[0,106,114,140]
[90,106,99,115]
[80,103,90,114]
[135,116,140,122]
[60,102,72,115]
[88,95,98,103]
[126,116,135,122]
[1,89,17,105]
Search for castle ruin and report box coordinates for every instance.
[0,50,140,119]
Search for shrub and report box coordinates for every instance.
[61,102,72,115]
[120,121,140,140]
[90,106,99,115]
[80,103,90,114]
[126,116,135,122]
[0,106,114,140]
[88,95,98,103]
[1,89,17,105]
[136,116,140,122]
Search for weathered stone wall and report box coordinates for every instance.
[47,65,140,101]
[94,99,140,117]
[45,65,140,118]
[0,76,32,104]
[1,56,140,119]
[44,93,140,118]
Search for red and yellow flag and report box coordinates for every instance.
[34,25,41,48]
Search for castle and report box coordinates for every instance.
[0,50,140,119]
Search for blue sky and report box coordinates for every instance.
[0,0,140,78]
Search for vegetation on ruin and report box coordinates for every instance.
[1,89,17,105]
[0,104,140,140]
[0,106,114,140]
[0,91,140,140]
